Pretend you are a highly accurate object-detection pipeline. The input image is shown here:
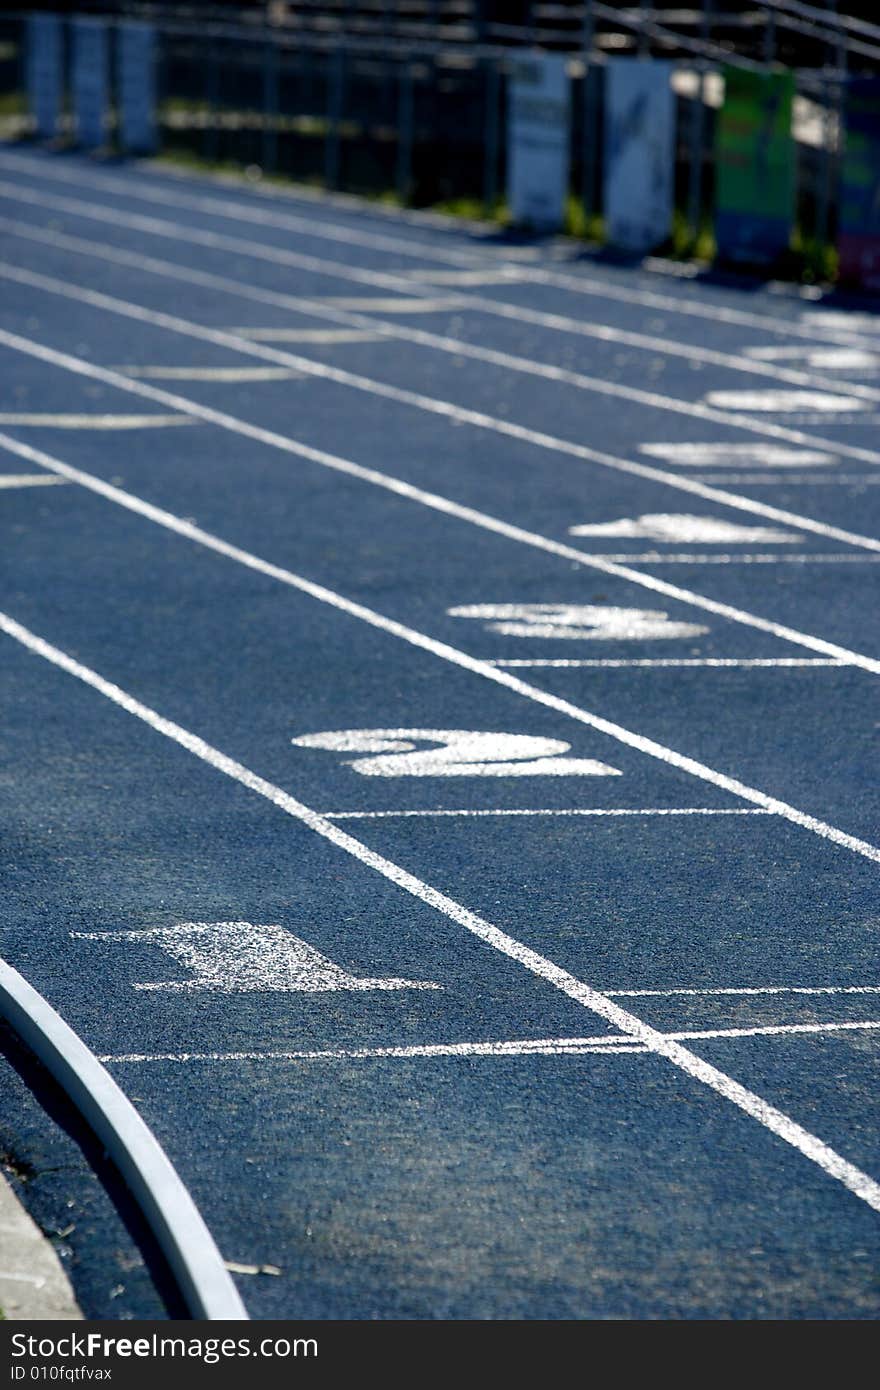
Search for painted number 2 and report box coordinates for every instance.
[291,729,621,777]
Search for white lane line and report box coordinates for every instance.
[323,807,776,820]
[0,442,877,865]
[100,1019,880,1065]
[639,443,838,469]
[611,986,880,997]
[2,152,876,356]
[0,412,196,429]
[688,474,880,485]
[230,327,382,344]
[4,610,878,1211]
[491,659,847,668]
[4,398,880,687]
[324,296,465,313]
[115,366,305,382]
[703,390,868,414]
[0,473,68,490]
[5,216,880,473]
[586,553,880,564]
[5,258,880,558]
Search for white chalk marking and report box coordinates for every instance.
[0,473,67,490]
[6,262,880,561]
[117,366,304,382]
[229,327,382,344]
[585,552,880,565]
[448,603,708,641]
[639,443,837,469]
[704,390,869,414]
[100,1019,880,1065]
[324,807,774,820]
[6,416,879,685]
[3,610,879,1212]
[291,729,622,778]
[3,430,880,848]
[610,985,880,997]
[0,412,195,429]
[746,346,880,371]
[490,658,846,668]
[71,922,439,993]
[4,153,878,359]
[569,514,797,544]
[324,296,464,313]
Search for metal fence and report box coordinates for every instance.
[2,4,879,268]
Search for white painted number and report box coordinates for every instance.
[704,389,867,413]
[291,728,621,777]
[448,602,707,640]
[72,922,440,993]
[639,443,837,469]
[568,513,795,543]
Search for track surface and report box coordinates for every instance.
[0,144,879,1320]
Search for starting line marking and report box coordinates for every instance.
[100,1019,880,1065]
[4,610,880,1212]
[582,552,880,564]
[488,658,847,668]
[323,807,775,820]
[0,413,196,429]
[0,473,68,490]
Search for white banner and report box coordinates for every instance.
[507,52,570,231]
[604,60,675,253]
[117,22,158,154]
[72,17,109,150]
[26,14,62,139]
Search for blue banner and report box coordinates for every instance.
[117,22,158,155]
[604,60,676,253]
[26,14,63,140]
[72,17,109,150]
[838,77,880,291]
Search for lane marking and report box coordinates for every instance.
[583,552,880,564]
[72,922,439,994]
[100,1019,880,1065]
[115,366,305,382]
[704,390,870,414]
[490,658,847,668]
[568,514,798,544]
[229,327,382,344]
[323,296,465,313]
[5,233,878,478]
[0,412,196,429]
[0,473,67,490]
[4,431,880,840]
[323,807,775,819]
[448,603,708,641]
[639,443,837,469]
[3,610,879,1213]
[611,985,880,997]
[3,356,880,681]
[291,728,621,778]
[5,263,880,561]
[7,151,880,364]
[688,474,879,485]
[746,346,880,371]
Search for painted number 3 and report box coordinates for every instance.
[291,729,621,777]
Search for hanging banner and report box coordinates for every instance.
[715,66,795,263]
[838,77,880,292]
[26,13,63,140]
[117,21,158,154]
[72,17,109,150]
[603,60,675,253]
[507,52,571,231]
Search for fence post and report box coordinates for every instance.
[325,42,345,189]
[203,37,219,164]
[581,1,596,219]
[483,52,499,216]
[686,0,712,244]
[262,35,279,173]
[396,57,414,205]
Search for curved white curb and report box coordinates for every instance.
[0,957,249,1320]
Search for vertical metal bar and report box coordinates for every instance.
[262,36,279,173]
[203,37,219,164]
[687,0,711,242]
[325,42,344,190]
[483,52,499,216]
[581,1,596,219]
[396,57,414,205]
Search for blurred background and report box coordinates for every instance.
[2,2,880,288]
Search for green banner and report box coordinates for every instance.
[715,67,795,261]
